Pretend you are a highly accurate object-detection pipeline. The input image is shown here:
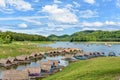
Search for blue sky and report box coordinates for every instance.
[0,0,120,36]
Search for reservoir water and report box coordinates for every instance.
[41,42,120,56]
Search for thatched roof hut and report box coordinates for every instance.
[0,59,11,64]
[2,69,29,80]
[39,52,44,55]
[39,61,53,72]
[41,64,52,72]
[39,61,53,66]
[29,53,38,58]
[48,60,60,67]
[15,55,28,61]
[7,57,18,65]
[0,59,12,67]
[24,66,41,77]
[7,57,15,62]
[108,52,116,56]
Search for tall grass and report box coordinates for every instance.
[0,41,54,59]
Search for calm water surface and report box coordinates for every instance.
[41,42,120,56]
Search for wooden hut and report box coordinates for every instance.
[108,52,116,56]
[14,55,30,64]
[99,52,105,56]
[15,55,29,61]
[7,57,18,65]
[0,59,13,67]
[83,52,93,58]
[48,60,60,68]
[74,54,87,60]
[2,70,29,80]
[36,52,45,59]
[29,53,36,60]
[24,66,41,78]
[39,61,54,73]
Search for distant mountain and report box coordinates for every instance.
[47,30,120,42]
[47,34,70,41]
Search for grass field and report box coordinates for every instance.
[44,57,120,80]
[0,41,54,59]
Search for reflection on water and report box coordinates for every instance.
[0,55,68,79]
[41,42,120,56]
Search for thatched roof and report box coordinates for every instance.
[39,61,53,71]
[40,64,52,71]
[29,53,37,57]
[75,53,84,56]
[83,52,91,56]
[65,54,73,58]
[39,61,53,66]
[7,57,15,62]
[24,66,41,74]
[48,60,59,67]
[2,69,29,80]
[0,59,11,64]
[39,52,44,55]
[15,55,28,60]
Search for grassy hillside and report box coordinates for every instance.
[44,57,120,80]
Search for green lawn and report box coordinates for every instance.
[0,41,54,59]
[44,57,120,80]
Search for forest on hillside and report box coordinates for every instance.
[48,30,120,42]
[0,31,48,44]
[0,30,120,44]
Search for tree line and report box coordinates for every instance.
[1,30,120,44]
[48,30,120,42]
[0,31,48,44]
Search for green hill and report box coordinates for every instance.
[47,30,120,42]
[44,57,120,80]
[47,34,70,41]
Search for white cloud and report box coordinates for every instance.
[8,0,33,11]
[84,0,95,4]
[105,21,116,25]
[22,19,42,25]
[0,0,6,8]
[0,0,33,13]
[42,4,78,23]
[79,10,98,18]
[18,23,28,28]
[0,16,48,21]
[73,1,80,7]
[54,0,62,4]
[81,21,103,27]
[80,21,120,27]
[116,0,120,7]
[65,4,73,9]
[82,27,98,30]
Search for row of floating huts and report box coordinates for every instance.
[74,51,116,60]
[0,48,82,80]
[0,48,82,68]
[2,60,60,80]
[0,48,117,80]
[0,52,45,68]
